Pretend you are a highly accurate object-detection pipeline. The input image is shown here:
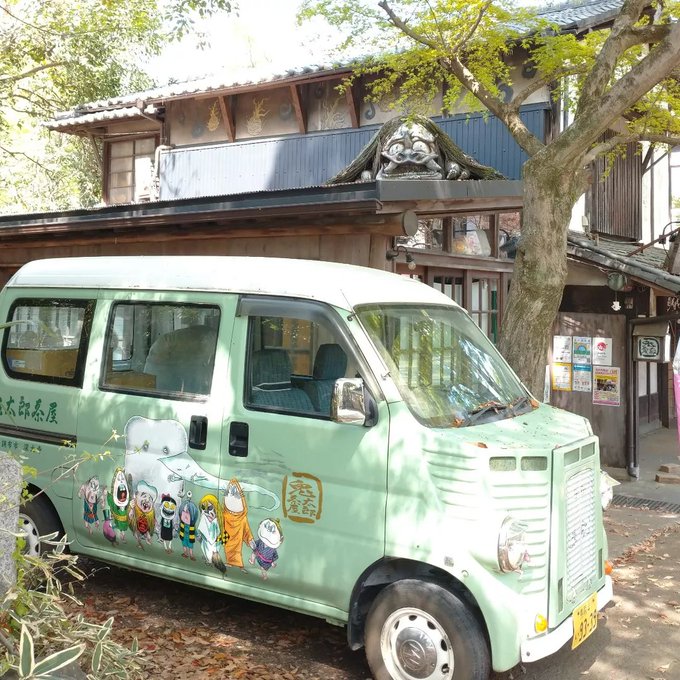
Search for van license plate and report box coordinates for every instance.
[571,592,598,649]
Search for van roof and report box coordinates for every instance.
[7,256,458,310]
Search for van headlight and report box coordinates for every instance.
[600,470,619,511]
[498,517,529,572]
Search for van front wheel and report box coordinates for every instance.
[365,579,490,680]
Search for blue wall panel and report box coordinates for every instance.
[160,105,547,200]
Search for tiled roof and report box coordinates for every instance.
[45,0,626,126]
[537,0,624,31]
[45,105,159,130]
[567,232,680,294]
[46,63,349,125]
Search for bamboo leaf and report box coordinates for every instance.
[18,624,35,678]
[33,643,85,677]
[91,641,103,673]
[97,616,114,641]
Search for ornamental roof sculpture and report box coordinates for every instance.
[327,115,504,184]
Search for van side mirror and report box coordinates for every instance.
[330,378,377,427]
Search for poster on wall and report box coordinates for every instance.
[552,363,572,391]
[553,335,572,363]
[593,366,620,406]
[592,337,613,365]
[572,365,592,392]
[572,336,592,365]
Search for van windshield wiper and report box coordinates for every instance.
[463,395,535,426]
[464,400,509,425]
[509,395,534,414]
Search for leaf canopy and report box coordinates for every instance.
[0,0,235,213]
[300,0,680,156]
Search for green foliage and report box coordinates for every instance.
[0,430,142,677]
[300,0,680,156]
[0,0,236,214]
[1,541,143,679]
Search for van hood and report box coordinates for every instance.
[430,403,592,454]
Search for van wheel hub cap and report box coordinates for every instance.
[381,607,454,679]
[396,628,436,676]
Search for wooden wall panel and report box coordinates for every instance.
[587,134,642,240]
[550,312,627,467]
[319,234,371,265]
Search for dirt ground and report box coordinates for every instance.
[63,506,680,680]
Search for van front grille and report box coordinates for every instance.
[565,467,597,602]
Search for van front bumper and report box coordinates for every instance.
[520,577,613,663]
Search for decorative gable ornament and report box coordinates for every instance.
[327,114,504,184]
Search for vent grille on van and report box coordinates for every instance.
[425,446,549,594]
[565,468,598,601]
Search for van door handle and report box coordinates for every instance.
[229,421,249,457]
[189,416,208,450]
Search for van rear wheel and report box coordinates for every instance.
[365,579,490,680]
[18,493,63,557]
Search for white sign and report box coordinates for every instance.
[553,335,572,363]
[592,337,613,366]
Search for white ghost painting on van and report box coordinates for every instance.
[124,416,189,503]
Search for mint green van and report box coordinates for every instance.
[7,256,612,680]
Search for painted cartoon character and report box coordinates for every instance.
[128,480,157,549]
[249,518,284,580]
[102,508,117,545]
[178,492,199,560]
[104,467,131,543]
[123,416,188,505]
[158,494,178,553]
[78,476,101,534]
[221,478,255,571]
[197,493,226,574]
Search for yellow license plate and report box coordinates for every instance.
[571,592,598,649]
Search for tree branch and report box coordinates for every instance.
[453,0,493,52]
[377,0,545,156]
[0,143,55,175]
[582,134,637,165]
[0,61,68,85]
[630,23,673,44]
[559,21,680,166]
[634,132,680,146]
[510,64,590,108]
[378,0,439,50]
[577,0,650,112]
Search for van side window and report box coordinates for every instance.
[245,314,352,416]
[2,298,95,386]
[101,303,220,398]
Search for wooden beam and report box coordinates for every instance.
[345,81,360,129]
[218,95,235,142]
[488,213,498,258]
[87,133,102,170]
[379,198,524,214]
[290,85,306,134]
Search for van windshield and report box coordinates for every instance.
[356,303,534,428]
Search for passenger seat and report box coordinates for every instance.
[303,343,348,414]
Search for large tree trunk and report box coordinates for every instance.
[498,151,584,395]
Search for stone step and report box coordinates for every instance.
[655,472,680,484]
[658,463,680,474]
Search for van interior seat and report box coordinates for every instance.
[250,349,314,412]
[303,343,348,414]
[143,325,217,394]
